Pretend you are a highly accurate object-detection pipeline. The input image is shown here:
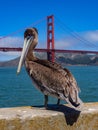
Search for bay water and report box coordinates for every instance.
[0,66,98,108]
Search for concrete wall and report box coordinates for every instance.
[0,102,98,130]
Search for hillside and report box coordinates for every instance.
[0,53,98,67]
[0,57,20,67]
[56,53,98,65]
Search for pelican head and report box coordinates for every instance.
[17,28,38,74]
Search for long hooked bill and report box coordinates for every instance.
[17,37,32,74]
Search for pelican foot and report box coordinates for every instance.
[57,99,60,105]
[45,105,49,110]
[44,95,48,109]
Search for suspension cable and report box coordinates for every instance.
[0,16,46,40]
[55,16,98,49]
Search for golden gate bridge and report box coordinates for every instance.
[0,15,98,62]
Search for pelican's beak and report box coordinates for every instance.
[17,37,33,74]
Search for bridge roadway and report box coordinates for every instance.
[0,47,98,54]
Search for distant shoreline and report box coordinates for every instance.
[0,53,98,67]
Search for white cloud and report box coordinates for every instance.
[55,30,98,50]
[0,36,23,47]
[0,37,23,61]
[55,37,77,49]
[83,30,98,42]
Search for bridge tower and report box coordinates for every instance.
[47,15,55,62]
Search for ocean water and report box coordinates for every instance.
[0,66,98,108]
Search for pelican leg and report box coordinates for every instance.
[57,99,60,105]
[44,95,48,109]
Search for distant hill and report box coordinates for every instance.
[0,57,19,67]
[0,53,98,67]
[56,53,98,66]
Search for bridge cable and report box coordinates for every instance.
[55,16,98,49]
[0,16,46,40]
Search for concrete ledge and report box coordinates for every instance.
[0,102,98,130]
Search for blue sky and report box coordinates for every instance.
[0,0,98,61]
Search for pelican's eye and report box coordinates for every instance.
[26,35,30,40]
[28,32,32,36]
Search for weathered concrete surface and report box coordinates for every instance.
[0,102,98,130]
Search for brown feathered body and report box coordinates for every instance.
[25,58,82,108]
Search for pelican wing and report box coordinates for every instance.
[63,68,82,107]
[25,59,82,108]
[35,59,62,69]
[33,59,69,76]
[64,68,80,92]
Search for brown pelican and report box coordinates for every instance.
[17,27,83,109]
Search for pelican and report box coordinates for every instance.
[17,27,83,109]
